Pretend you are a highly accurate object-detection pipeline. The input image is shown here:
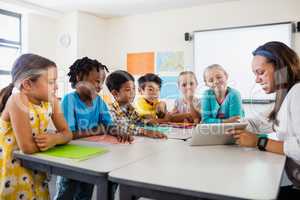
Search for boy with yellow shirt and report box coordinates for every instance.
[135,73,169,121]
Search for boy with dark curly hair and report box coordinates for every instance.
[54,57,132,200]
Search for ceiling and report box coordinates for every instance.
[21,0,239,18]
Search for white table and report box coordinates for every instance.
[109,144,286,200]
[13,137,184,200]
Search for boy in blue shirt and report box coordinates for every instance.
[55,57,132,200]
[61,91,112,137]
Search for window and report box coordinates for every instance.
[0,9,21,89]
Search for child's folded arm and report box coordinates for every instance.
[187,101,201,123]
[51,98,73,143]
[169,113,194,123]
[139,128,167,139]
[8,94,40,154]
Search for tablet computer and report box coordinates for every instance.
[189,122,248,146]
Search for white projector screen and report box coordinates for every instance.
[194,23,292,102]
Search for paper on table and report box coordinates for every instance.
[37,144,109,161]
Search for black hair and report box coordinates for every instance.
[0,53,56,113]
[138,73,162,89]
[68,57,109,88]
[106,70,135,92]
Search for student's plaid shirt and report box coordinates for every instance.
[109,101,144,136]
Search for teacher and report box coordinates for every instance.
[229,41,300,198]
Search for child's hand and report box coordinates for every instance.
[34,134,57,151]
[156,102,167,118]
[119,134,134,143]
[184,114,194,123]
[156,101,167,112]
[144,118,158,125]
[112,133,134,143]
[142,130,168,139]
[222,116,240,123]
[108,125,134,143]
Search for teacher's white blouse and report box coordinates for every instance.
[246,83,300,186]
[275,83,300,164]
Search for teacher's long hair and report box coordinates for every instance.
[253,41,300,126]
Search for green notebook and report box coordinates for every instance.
[37,144,109,161]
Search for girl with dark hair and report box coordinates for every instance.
[55,57,132,200]
[0,53,72,199]
[228,41,300,198]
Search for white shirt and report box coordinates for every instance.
[275,83,300,164]
[173,97,201,114]
[246,83,300,162]
[246,83,300,186]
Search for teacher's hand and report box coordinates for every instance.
[227,129,258,147]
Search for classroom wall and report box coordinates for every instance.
[55,12,78,97]
[22,13,58,62]
[55,12,78,71]
[17,0,300,110]
[21,12,78,97]
[105,0,300,70]
[17,0,300,75]
[21,11,107,97]
[103,0,300,117]
[77,12,107,64]
[56,11,108,96]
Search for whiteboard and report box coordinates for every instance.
[194,23,292,101]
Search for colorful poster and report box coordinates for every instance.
[127,52,154,75]
[156,51,184,74]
